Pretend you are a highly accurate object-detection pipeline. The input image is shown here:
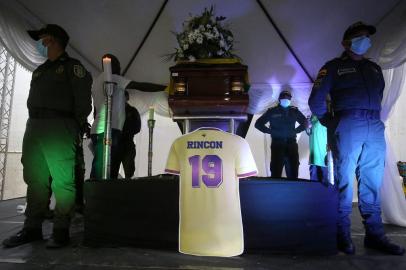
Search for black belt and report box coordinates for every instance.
[336,109,380,120]
[272,137,296,143]
[29,109,74,119]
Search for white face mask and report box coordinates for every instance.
[279,99,291,108]
[36,39,48,57]
[350,35,371,55]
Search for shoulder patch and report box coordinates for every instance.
[317,69,327,77]
[73,65,86,78]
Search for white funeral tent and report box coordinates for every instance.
[1,0,406,225]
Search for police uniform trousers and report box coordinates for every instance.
[22,118,78,230]
[332,114,386,238]
[270,138,299,179]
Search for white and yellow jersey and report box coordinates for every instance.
[165,127,258,257]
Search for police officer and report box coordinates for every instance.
[117,91,141,178]
[2,24,92,248]
[308,21,404,255]
[255,90,307,178]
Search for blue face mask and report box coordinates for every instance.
[35,39,48,57]
[350,36,371,55]
[279,99,291,108]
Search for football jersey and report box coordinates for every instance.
[165,127,258,257]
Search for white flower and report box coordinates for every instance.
[217,50,224,56]
[196,36,203,44]
[183,43,189,50]
[206,24,212,29]
[204,32,214,39]
[188,55,196,62]
[212,27,219,38]
[227,36,233,42]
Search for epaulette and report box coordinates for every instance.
[268,104,279,110]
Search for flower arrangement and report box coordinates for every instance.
[169,6,237,61]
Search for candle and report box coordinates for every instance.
[102,57,113,82]
[149,106,155,120]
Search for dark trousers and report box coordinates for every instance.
[331,115,385,238]
[270,139,299,179]
[22,118,78,229]
[118,139,136,178]
[74,142,85,206]
[90,129,122,179]
[309,165,328,182]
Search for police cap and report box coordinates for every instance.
[28,24,69,48]
[279,90,292,99]
[342,21,376,41]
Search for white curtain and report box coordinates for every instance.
[369,1,406,69]
[380,63,406,226]
[0,1,45,71]
[368,0,406,226]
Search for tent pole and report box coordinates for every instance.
[122,0,169,76]
[256,0,314,83]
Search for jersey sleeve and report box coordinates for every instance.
[165,141,180,175]
[235,139,258,178]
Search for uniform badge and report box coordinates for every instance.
[73,65,86,78]
[56,65,64,74]
[337,68,356,76]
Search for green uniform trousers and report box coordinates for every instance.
[22,118,79,229]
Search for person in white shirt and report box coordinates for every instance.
[90,54,130,179]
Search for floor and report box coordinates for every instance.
[1,198,406,270]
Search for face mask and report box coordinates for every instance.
[35,39,48,57]
[350,36,371,55]
[279,99,291,108]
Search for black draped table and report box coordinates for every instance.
[84,175,338,255]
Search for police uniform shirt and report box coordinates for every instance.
[255,105,307,139]
[309,52,385,118]
[28,52,92,123]
[165,128,258,257]
[91,73,130,134]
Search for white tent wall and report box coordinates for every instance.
[3,64,30,199]
[0,0,405,227]
[388,84,406,162]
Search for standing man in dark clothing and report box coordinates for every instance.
[118,91,141,179]
[308,21,404,255]
[2,24,92,249]
[255,90,307,178]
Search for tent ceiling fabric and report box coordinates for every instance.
[10,0,400,85]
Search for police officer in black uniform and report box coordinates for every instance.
[2,24,92,248]
[255,90,307,178]
[117,91,141,179]
[309,21,404,255]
